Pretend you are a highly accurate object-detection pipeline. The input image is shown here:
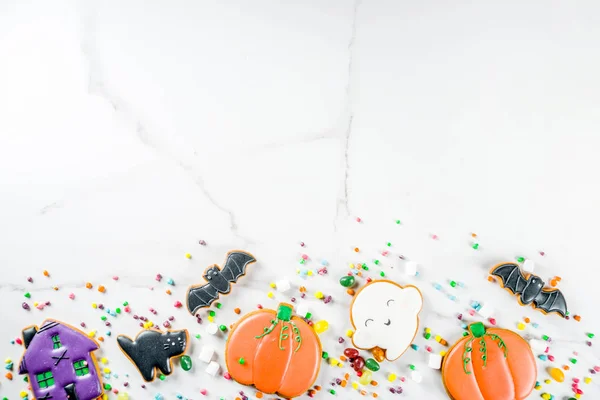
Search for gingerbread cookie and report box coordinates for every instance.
[18,319,103,400]
[350,280,423,361]
[491,262,568,317]
[187,250,256,315]
[117,329,189,382]
[225,303,322,398]
[442,322,536,400]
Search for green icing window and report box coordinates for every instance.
[73,359,90,376]
[36,371,55,388]
[51,335,61,349]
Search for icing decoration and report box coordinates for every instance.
[18,319,103,400]
[490,262,568,317]
[186,250,256,315]
[350,280,423,361]
[442,322,536,400]
[117,329,188,382]
[225,303,322,399]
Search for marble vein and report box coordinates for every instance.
[334,0,361,231]
[78,10,251,244]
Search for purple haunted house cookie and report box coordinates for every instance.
[18,319,103,400]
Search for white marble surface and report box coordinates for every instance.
[2,1,600,399]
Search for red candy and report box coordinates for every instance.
[344,348,359,359]
[353,356,365,371]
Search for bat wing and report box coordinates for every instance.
[491,263,528,294]
[187,283,219,315]
[533,289,568,317]
[219,251,256,282]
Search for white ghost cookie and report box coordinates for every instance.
[350,280,423,361]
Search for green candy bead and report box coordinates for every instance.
[208,310,216,317]
[180,355,192,371]
[472,243,479,249]
[322,351,329,359]
[374,260,380,265]
[365,358,380,372]
[159,374,166,381]
[238,357,245,365]
[450,280,457,288]
[516,256,525,262]
[219,325,227,332]
[103,383,112,390]
[339,275,356,288]
[380,271,385,277]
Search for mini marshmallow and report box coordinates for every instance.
[205,361,220,376]
[206,323,219,335]
[276,279,291,293]
[295,303,309,318]
[410,370,422,383]
[198,346,215,363]
[522,259,535,273]
[477,304,494,319]
[529,339,548,353]
[428,354,442,369]
[405,261,418,276]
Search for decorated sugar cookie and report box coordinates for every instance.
[350,280,423,361]
[187,250,256,315]
[441,322,536,400]
[225,303,322,398]
[490,262,568,317]
[117,329,189,382]
[18,319,103,400]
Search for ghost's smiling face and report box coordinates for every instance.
[351,281,423,361]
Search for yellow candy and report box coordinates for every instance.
[20,391,28,398]
[102,394,109,400]
[117,394,129,400]
[5,358,11,363]
[33,302,39,307]
[541,394,551,400]
[267,291,274,298]
[87,330,96,338]
[435,335,441,342]
[314,320,329,334]
[185,253,192,259]
[575,394,581,399]
[544,379,551,384]
[535,384,542,390]
[315,291,324,299]
[388,373,397,382]
[349,263,355,269]
[101,357,108,364]
[548,367,565,383]
[92,303,97,309]
[296,268,300,274]
[307,270,313,276]
[329,358,340,366]
[359,370,373,385]
[207,316,214,323]
[439,350,447,357]
[269,282,276,288]
[584,377,592,384]
[103,367,111,374]
[424,328,431,333]
[346,329,354,337]
[352,382,359,390]
[517,322,526,330]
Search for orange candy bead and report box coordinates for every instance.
[299,286,307,293]
[487,276,496,283]
[574,315,582,322]
[354,248,360,252]
[524,317,530,323]
[347,289,355,296]
[234,308,241,314]
[85,282,93,289]
[98,285,106,293]
[372,347,386,362]
[563,365,570,370]
[43,270,50,277]
[255,392,263,399]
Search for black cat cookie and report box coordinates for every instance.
[117,329,189,382]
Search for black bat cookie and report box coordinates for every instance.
[186,250,256,315]
[491,262,568,317]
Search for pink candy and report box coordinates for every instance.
[68,293,75,300]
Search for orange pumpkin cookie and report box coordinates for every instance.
[441,322,536,400]
[225,303,322,399]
